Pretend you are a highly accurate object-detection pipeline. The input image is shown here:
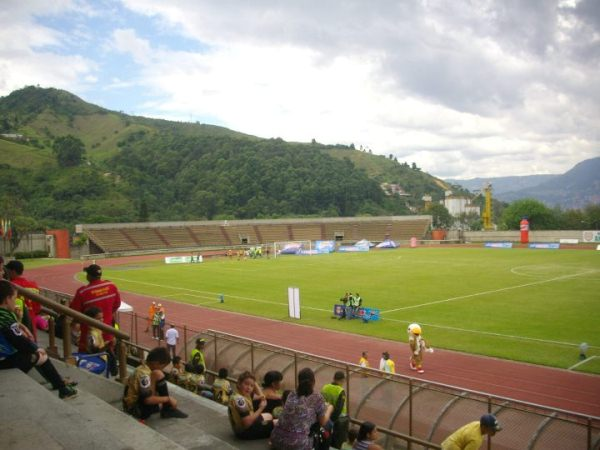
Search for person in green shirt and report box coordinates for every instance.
[321,371,349,449]
[441,414,502,450]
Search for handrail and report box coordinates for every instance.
[12,283,129,340]
[12,283,130,381]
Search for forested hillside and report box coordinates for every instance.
[1,86,453,230]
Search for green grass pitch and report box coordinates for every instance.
[96,247,599,373]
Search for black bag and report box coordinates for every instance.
[309,422,331,450]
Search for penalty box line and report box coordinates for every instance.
[381,269,598,314]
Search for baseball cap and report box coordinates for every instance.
[480,414,502,431]
[83,264,102,277]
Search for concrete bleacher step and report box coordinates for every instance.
[28,359,268,450]
[1,368,161,450]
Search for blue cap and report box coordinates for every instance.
[480,414,502,431]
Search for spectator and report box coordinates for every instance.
[321,371,350,449]
[70,264,121,352]
[123,346,188,420]
[441,414,502,450]
[261,370,284,414]
[152,305,161,339]
[170,355,213,397]
[270,367,334,450]
[0,280,77,399]
[359,351,369,368]
[145,301,156,333]
[228,371,274,439]
[83,306,118,376]
[342,427,358,450]
[213,367,233,405]
[0,255,7,279]
[158,306,166,340]
[353,421,383,450]
[381,352,395,374]
[165,324,179,359]
[5,260,40,340]
[188,338,207,374]
[378,352,386,371]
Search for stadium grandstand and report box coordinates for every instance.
[80,216,432,255]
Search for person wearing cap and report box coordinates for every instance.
[321,371,350,449]
[146,301,156,333]
[5,260,41,340]
[70,264,121,352]
[441,414,502,450]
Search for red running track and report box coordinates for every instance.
[28,256,600,417]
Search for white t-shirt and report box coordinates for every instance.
[165,327,179,345]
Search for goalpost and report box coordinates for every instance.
[273,240,313,258]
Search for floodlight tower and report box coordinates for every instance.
[482,183,493,231]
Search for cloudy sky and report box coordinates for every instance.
[1,0,598,179]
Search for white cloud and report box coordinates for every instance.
[2,0,599,178]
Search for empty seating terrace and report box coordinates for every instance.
[81,216,432,254]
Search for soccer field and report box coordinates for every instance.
[99,247,600,373]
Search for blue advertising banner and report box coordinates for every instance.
[529,243,560,249]
[484,242,513,248]
[314,240,335,253]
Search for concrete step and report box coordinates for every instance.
[32,359,269,450]
[0,368,138,450]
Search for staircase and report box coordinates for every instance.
[2,359,269,449]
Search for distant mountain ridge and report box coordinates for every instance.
[446,157,600,209]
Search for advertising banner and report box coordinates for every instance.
[484,242,513,248]
[314,240,335,253]
[582,231,600,243]
[529,243,560,249]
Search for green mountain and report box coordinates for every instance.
[1,86,454,230]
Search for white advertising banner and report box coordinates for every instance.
[288,287,300,319]
[582,231,600,243]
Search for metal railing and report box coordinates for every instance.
[39,290,600,450]
[14,284,131,382]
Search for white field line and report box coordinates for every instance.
[568,356,599,370]
[110,275,331,312]
[381,269,598,314]
[382,317,600,349]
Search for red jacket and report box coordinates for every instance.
[11,275,41,339]
[71,279,121,351]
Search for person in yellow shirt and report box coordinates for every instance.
[441,414,502,450]
[358,351,370,369]
[382,352,395,374]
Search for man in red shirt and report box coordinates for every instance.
[70,264,121,352]
[5,260,41,340]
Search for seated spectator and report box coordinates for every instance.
[170,356,213,398]
[270,367,334,450]
[261,370,284,414]
[83,306,118,376]
[123,346,188,420]
[342,427,358,450]
[213,367,233,405]
[353,421,383,450]
[0,280,77,399]
[228,371,274,440]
